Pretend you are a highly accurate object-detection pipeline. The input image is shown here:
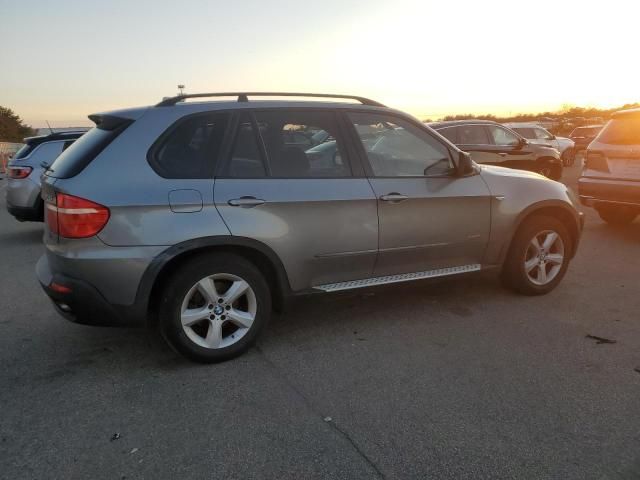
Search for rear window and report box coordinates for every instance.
[571,127,601,137]
[13,143,35,159]
[47,128,116,178]
[596,119,640,145]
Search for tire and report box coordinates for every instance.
[501,215,572,296]
[537,162,562,181]
[561,148,575,167]
[597,206,638,225]
[159,253,272,363]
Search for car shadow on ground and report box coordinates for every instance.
[0,225,43,244]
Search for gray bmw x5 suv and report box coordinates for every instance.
[37,92,584,362]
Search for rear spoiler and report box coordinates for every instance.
[88,114,133,131]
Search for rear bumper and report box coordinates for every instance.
[7,199,43,221]
[578,177,640,208]
[36,254,145,327]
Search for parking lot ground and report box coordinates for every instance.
[1,165,639,479]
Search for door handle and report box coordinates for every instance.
[498,152,508,157]
[228,196,266,208]
[380,193,409,203]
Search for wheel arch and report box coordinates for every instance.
[137,236,293,324]
[500,201,582,264]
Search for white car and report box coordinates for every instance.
[504,123,575,166]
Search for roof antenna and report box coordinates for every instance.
[45,120,55,134]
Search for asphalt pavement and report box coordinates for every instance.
[1,165,639,479]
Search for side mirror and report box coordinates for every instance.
[456,151,475,176]
[549,134,556,140]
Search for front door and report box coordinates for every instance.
[484,124,537,171]
[346,112,492,277]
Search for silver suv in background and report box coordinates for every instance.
[579,108,640,225]
[6,131,85,221]
[37,92,583,363]
[504,123,575,166]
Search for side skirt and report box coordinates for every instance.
[314,264,482,293]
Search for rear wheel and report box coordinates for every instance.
[159,253,271,363]
[501,215,572,295]
[597,205,638,225]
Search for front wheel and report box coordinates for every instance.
[597,206,638,225]
[159,253,272,363]
[501,215,572,295]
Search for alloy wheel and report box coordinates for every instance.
[180,273,257,349]
[524,230,565,286]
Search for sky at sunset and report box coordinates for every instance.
[2,0,638,127]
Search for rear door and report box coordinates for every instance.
[347,112,491,276]
[214,109,378,291]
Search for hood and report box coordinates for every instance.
[480,164,546,180]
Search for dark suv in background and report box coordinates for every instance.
[579,109,640,225]
[570,125,603,154]
[429,120,563,180]
[37,92,583,363]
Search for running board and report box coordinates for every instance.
[314,264,482,293]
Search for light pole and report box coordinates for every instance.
[178,84,185,95]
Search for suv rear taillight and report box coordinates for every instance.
[8,166,33,179]
[45,193,110,238]
[585,151,610,172]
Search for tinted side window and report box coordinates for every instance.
[513,127,536,139]
[349,113,452,177]
[226,113,266,178]
[487,125,520,146]
[437,126,458,143]
[458,125,490,144]
[254,110,350,178]
[62,140,75,151]
[151,113,228,179]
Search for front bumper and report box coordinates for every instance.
[36,255,144,327]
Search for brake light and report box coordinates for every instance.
[585,151,609,172]
[8,166,33,179]
[45,193,110,238]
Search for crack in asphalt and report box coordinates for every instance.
[255,345,387,480]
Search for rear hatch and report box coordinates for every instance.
[42,113,135,242]
[583,117,640,182]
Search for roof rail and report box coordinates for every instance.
[155,92,386,108]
